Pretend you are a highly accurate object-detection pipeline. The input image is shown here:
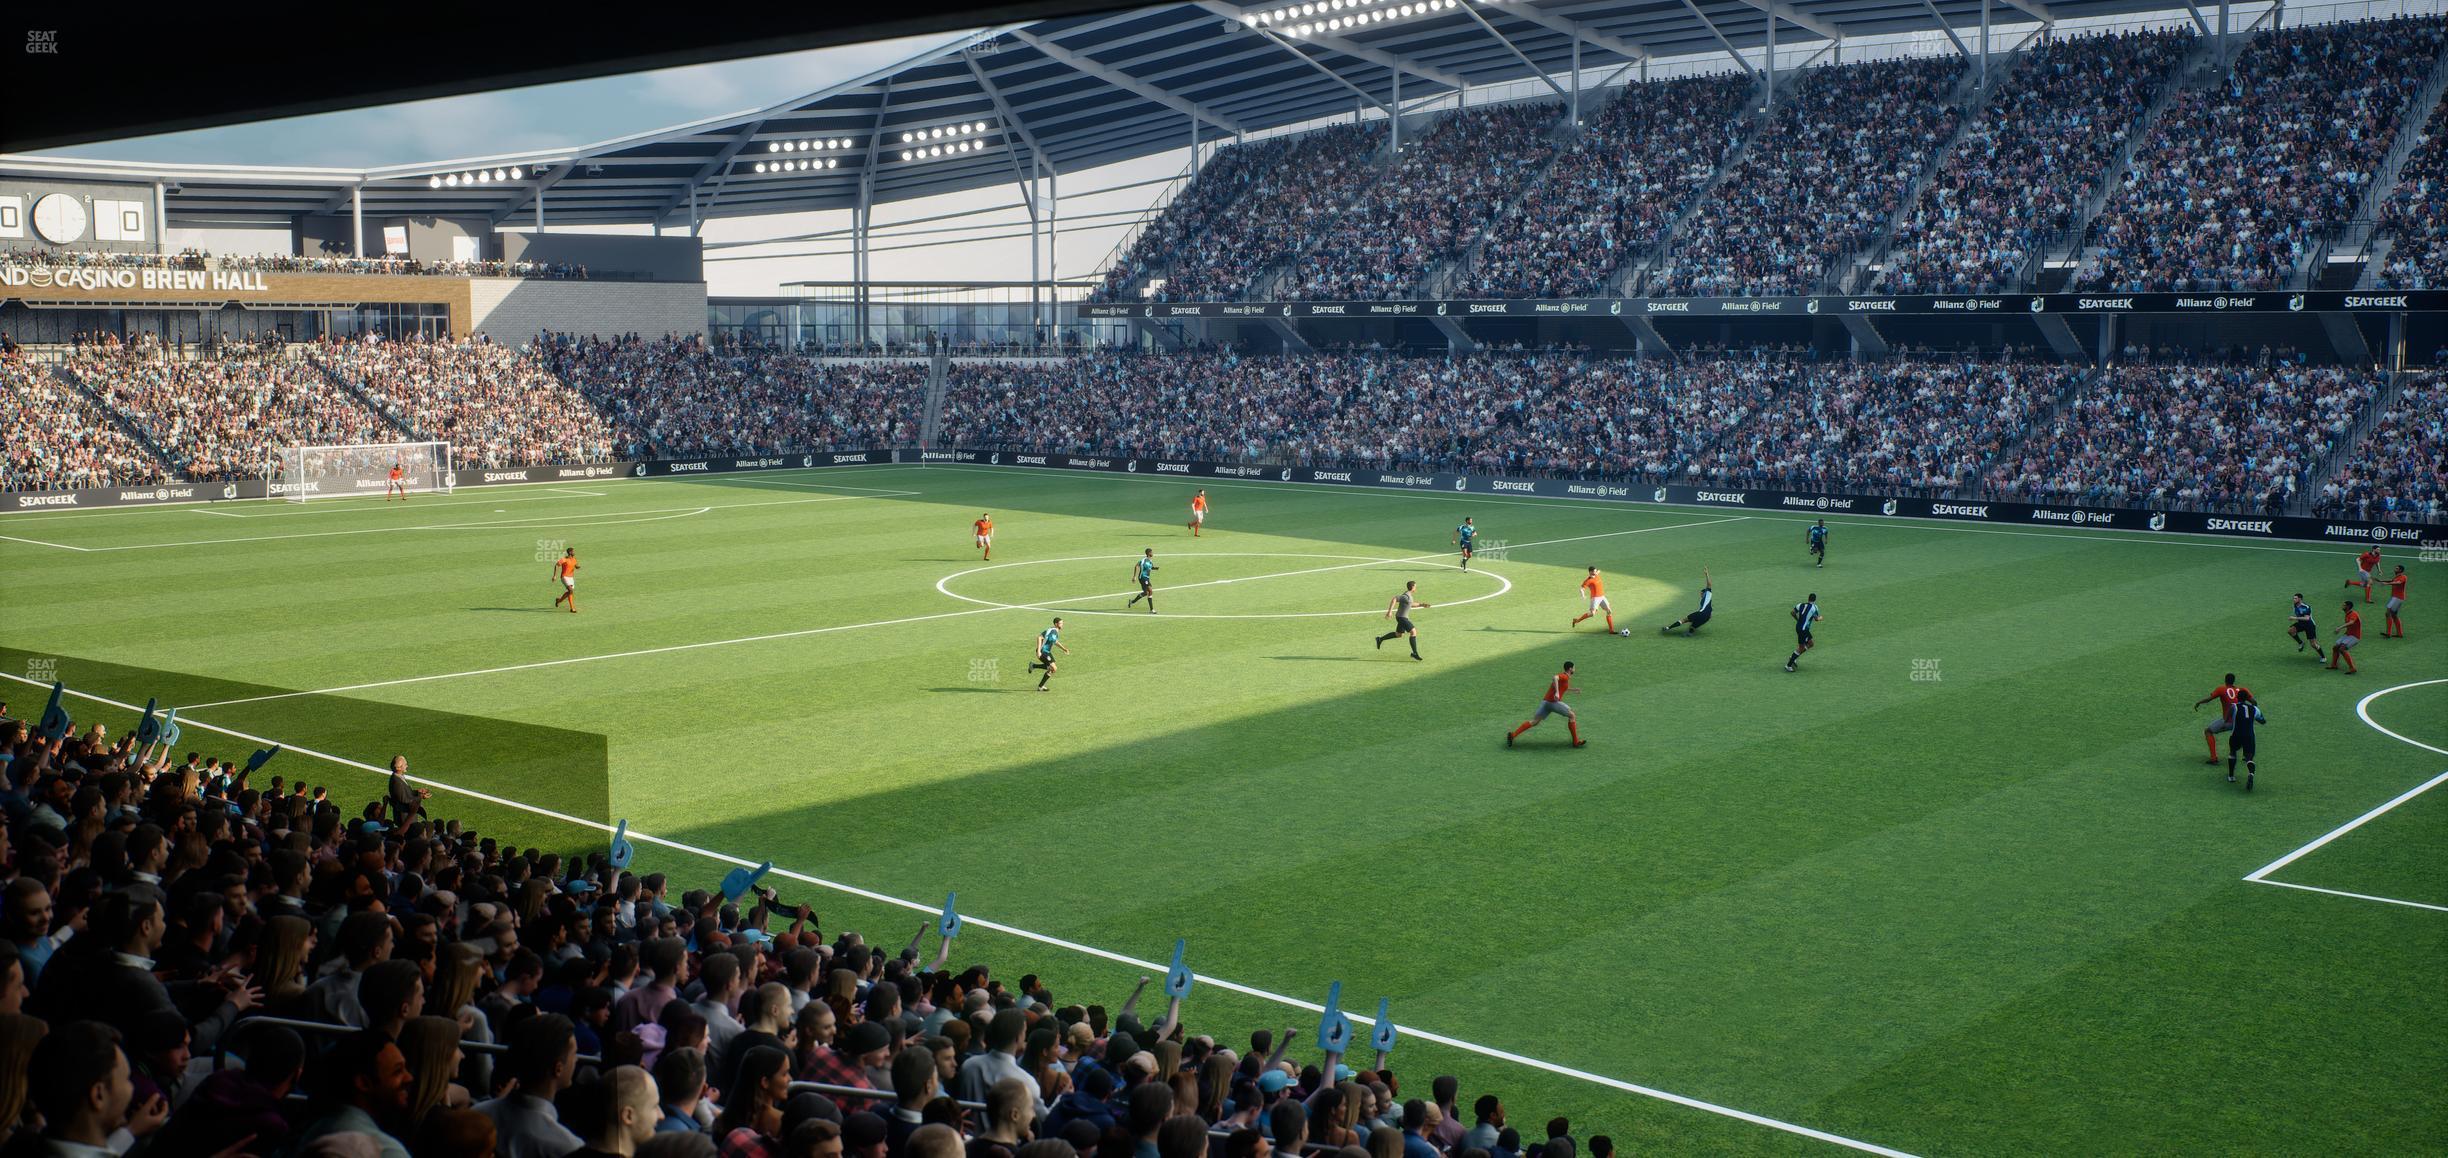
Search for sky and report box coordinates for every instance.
[31,30,1180,296]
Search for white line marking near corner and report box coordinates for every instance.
[0,533,90,552]
[0,670,1922,1158]
[2243,679,2448,911]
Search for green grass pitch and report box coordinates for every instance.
[3,464,2442,1155]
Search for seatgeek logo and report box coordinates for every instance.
[2205,517,2274,534]
[1930,503,1988,518]
[483,470,531,482]
[1695,490,1748,505]
[1492,480,1536,493]
[1313,470,1354,482]
[15,494,77,508]
[1156,462,1191,473]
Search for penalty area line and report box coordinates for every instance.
[2242,679,2448,913]
[0,670,1923,1158]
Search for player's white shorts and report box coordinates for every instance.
[2335,634,2359,651]
[1533,699,1573,721]
[1587,595,1612,612]
[2387,597,2403,613]
[2205,717,2234,735]
[976,534,992,547]
[1191,509,1206,524]
[562,576,576,590]
[2357,568,2372,583]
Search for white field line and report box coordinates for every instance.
[918,464,2369,558]
[46,490,921,553]
[549,488,609,497]
[2243,678,2448,911]
[180,517,1742,710]
[0,534,89,552]
[197,488,623,519]
[0,669,1921,1158]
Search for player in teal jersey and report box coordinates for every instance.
[1028,617,1071,691]
[1453,518,1478,571]
[1785,594,1822,672]
[1808,520,1828,568]
[1125,549,1160,613]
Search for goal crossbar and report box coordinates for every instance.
[270,441,453,502]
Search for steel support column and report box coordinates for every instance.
[352,184,364,258]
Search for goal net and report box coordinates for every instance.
[270,441,453,502]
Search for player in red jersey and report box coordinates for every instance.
[2347,547,2381,602]
[550,547,580,613]
[1188,490,1209,537]
[386,462,406,501]
[1569,567,1616,634]
[2191,673,2253,763]
[2329,603,2362,673]
[2382,566,2407,637]
[1506,662,1584,748]
[973,513,994,561]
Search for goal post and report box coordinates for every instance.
[270,441,453,502]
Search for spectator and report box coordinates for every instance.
[714,1045,792,1156]
[293,1028,417,1158]
[481,1013,584,1158]
[968,1076,1035,1158]
[656,1046,713,1135]
[571,1065,663,1158]
[956,1009,1038,1108]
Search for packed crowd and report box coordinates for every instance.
[2374,100,2448,290]
[0,248,209,271]
[1878,29,2194,294]
[1985,362,2382,511]
[312,336,626,469]
[2316,373,2446,522]
[943,351,1775,481]
[1452,75,1753,299]
[0,718,1630,1158]
[1283,103,1563,301]
[220,255,595,280]
[60,336,400,483]
[0,353,171,492]
[1139,124,1388,301]
[542,334,926,458]
[1684,357,2081,492]
[2076,16,2448,293]
[1090,139,1296,303]
[1654,56,1967,298]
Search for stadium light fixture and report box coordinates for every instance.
[1264,0,1457,35]
[896,119,995,163]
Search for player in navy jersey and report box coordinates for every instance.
[1028,617,1071,691]
[2225,690,2263,790]
[1784,594,1821,672]
[1808,520,1828,568]
[1453,518,1478,571]
[2286,594,2325,659]
[1663,568,1715,635]
[1125,549,1159,612]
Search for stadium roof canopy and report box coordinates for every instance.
[5,0,2216,230]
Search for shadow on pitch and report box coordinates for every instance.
[468,606,561,614]
[924,687,1004,694]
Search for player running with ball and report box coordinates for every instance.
[1570,567,1617,635]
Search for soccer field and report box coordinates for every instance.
[3,464,2442,1155]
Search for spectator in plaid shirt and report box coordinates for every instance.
[803,1020,889,1113]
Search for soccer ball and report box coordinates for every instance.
[1618,628,1631,637]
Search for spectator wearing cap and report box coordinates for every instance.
[480,1013,584,1158]
[956,1009,1038,1110]
[1046,1063,1116,1136]
[292,1028,416,1158]
[808,1020,888,1113]
[843,1110,892,1158]
[1223,1128,1269,1158]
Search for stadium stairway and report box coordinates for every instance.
[44,359,182,478]
[2345,38,2448,290]
[303,351,425,444]
[1414,106,1583,299]
[2036,29,2221,292]
[1611,71,1776,298]
[1841,53,2015,294]
[2304,368,2412,512]
[920,348,949,447]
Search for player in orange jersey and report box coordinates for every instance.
[2192,672,2253,764]
[1569,566,1615,634]
[2347,546,2381,602]
[1506,662,1584,748]
[1188,490,1209,536]
[386,462,406,501]
[2382,565,2407,637]
[2329,603,2362,673]
[551,547,580,613]
[973,513,994,560]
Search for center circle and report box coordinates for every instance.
[935,552,1512,619]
